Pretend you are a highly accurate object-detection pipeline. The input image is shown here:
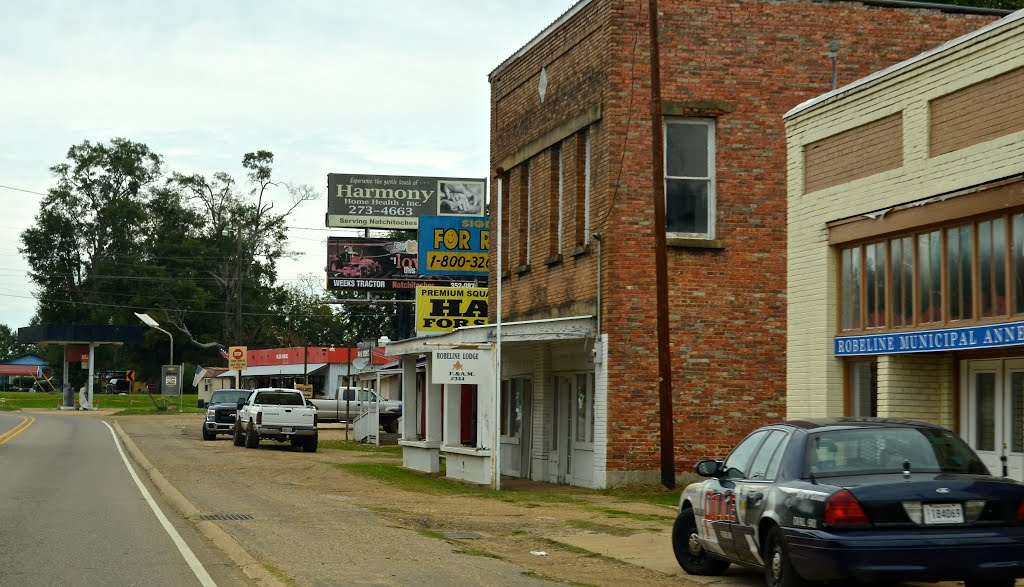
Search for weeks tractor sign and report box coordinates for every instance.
[415,286,488,336]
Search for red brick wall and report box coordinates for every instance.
[489,0,997,479]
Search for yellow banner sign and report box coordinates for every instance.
[415,286,489,335]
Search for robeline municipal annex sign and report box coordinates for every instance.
[835,320,1024,356]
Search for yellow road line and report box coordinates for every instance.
[0,416,35,445]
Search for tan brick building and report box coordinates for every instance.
[389,0,1003,488]
[786,11,1024,480]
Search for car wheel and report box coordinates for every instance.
[244,422,260,449]
[672,507,730,576]
[302,434,318,453]
[384,419,398,434]
[232,423,244,446]
[202,428,215,441]
[763,525,808,587]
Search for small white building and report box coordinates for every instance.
[385,316,599,487]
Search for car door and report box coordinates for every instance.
[700,430,770,562]
[729,429,789,565]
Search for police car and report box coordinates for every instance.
[672,417,1024,587]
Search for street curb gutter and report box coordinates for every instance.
[112,421,286,587]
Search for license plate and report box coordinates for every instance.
[282,427,293,434]
[923,503,964,524]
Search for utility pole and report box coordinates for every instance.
[648,0,676,490]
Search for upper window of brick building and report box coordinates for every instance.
[665,118,716,238]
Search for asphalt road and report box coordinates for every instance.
[0,412,249,587]
[117,414,557,587]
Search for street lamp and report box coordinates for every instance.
[135,312,179,412]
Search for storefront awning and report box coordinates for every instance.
[0,365,44,377]
[220,363,327,378]
[384,315,596,356]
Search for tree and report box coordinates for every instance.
[20,139,162,325]
[0,324,37,361]
[18,139,321,377]
[162,151,318,350]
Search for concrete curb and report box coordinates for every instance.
[112,420,286,587]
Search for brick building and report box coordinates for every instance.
[387,0,1004,488]
[786,11,1024,480]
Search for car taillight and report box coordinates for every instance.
[256,412,262,425]
[824,489,870,525]
[313,413,318,426]
[1016,498,1024,522]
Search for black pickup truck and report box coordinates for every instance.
[202,389,253,440]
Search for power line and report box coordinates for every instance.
[0,291,395,318]
[0,184,47,196]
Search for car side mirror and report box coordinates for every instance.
[695,459,723,478]
[236,399,246,410]
[198,400,206,408]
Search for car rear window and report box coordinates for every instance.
[210,391,250,404]
[805,426,989,477]
[254,391,305,406]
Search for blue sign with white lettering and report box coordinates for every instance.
[835,320,1024,356]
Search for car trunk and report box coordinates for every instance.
[829,473,1023,527]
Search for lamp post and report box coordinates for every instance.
[134,312,179,412]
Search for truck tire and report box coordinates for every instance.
[302,434,318,453]
[232,423,245,446]
[202,427,215,441]
[383,419,398,434]
[244,422,260,449]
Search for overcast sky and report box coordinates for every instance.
[0,0,575,330]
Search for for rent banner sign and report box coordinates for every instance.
[415,286,489,335]
[327,173,486,230]
[418,216,489,276]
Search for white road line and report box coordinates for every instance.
[102,421,217,587]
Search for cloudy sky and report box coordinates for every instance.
[0,0,575,330]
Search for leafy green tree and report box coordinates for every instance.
[0,324,38,361]
[162,151,317,351]
[18,139,322,376]
[20,139,162,326]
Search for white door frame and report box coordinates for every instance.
[962,358,1024,480]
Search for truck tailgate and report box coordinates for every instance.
[260,407,315,427]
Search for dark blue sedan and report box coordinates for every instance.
[672,417,1024,587]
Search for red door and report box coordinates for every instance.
[460,384,476,446]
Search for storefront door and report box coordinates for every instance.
[549,375,574,485]
[963,359,1024,480]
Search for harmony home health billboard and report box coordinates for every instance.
[327,173,486,230]
[415,286,489,336]
[418,216,489,277]
[327,237,484,292]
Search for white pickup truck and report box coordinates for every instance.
[233,388,318,452]
[309,387,402,433]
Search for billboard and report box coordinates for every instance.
[418,216,489,277]
[327,173,486,230]
[327,237,485,292]
[415,286,489,335]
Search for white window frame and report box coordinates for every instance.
[500,377,526,443]
[557,144,564,255]
[525,163,532,262]
[583,129,591,244]
[664,118,716,239]
[574,373,595,449]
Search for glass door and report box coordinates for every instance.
[963,359,1024,480]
